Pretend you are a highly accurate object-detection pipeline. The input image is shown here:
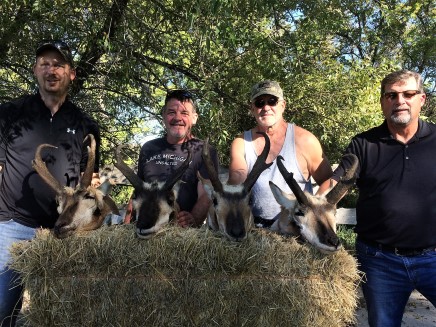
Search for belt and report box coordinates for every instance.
[358,237,436,256]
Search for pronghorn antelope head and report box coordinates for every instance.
[32,134,119,239]
[199,132,273,242]
[269,154,358,253]
[114,144,191,239]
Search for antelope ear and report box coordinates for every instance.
[98,180,113,196]
[94,190,106,209]
[269,181,297,208]
[197,171,214,199]
[172,180,183,198]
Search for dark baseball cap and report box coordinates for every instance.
[35,40,74,67]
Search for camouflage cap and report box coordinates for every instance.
[250,80,284,102]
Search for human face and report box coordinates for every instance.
[163,98,198,144]
[380,77,426,127]
[33,50,76,97]
[251,95,285,128]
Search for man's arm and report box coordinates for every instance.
[228,135,248,185]
[177,180,211,227]
[294,126,333,195]
[191,182,212,226]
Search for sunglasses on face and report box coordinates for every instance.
[382,90,421,101]
[165,89,194,104]
[253,97,279,109]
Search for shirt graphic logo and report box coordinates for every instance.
[67,128,76,134]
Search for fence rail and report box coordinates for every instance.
[336,208,357,225]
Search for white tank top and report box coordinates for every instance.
[244,123,313,221]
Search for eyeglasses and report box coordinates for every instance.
[253,97,279,109]
[382,90,421,101]
[165,89,194,104]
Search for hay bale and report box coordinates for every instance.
[10,225,360,327]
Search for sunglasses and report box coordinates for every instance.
[165,89,194,104]
[253,97,279,109]
[383,90,421,101]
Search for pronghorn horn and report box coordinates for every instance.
[32,144,63,193]
[243,132,273,192]
[80,134,96,188]
[326,153,358,205]
[202,138,223,193]
[276,155,309,205]
[162,150,192,190]
[114,144,144,190]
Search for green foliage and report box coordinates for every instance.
[337,225,356,253]
[0,0,434,168]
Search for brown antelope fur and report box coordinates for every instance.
[32,134,119,239]
[269,154,358,253]
[199,132,272,242]
[114,144,191,239]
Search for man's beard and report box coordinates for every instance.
[390,110,411,125]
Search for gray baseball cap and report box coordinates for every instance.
[250,80,284,101]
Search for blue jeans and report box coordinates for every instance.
[0,219,37,327]
[356,239,436,327]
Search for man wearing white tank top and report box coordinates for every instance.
[228,80,333,227]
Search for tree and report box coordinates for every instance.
[0,0,434,167]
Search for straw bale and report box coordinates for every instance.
[10,224,360,327]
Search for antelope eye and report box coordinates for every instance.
[295,209,304,216]
[84,194,95,200]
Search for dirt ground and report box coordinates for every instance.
[353,289,436,327]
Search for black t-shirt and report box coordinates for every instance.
[0,93,100,228]
[333,120,436,248]
[137,137,219,212]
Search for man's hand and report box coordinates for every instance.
[91,173,101,188]
[177,211,195,228]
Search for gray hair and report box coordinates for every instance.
[380,70,424,96]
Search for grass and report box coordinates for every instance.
[337,225,357,254]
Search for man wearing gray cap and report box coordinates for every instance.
[0,40,100,326]
[228,80,332,227]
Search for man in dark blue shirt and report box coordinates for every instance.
[323,70,436,327]
[0,40,100,327]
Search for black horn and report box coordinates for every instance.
[114,144,144,190]
[326,153,358,205]
[243,132,273,192]
[202,138,223,193]
[162,150,192,190]
[80,134,96,188]
[276,155,309,205]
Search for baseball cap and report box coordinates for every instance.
[35,40,74,67]
[250,80,284,102]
